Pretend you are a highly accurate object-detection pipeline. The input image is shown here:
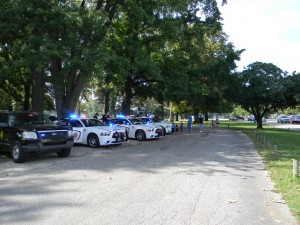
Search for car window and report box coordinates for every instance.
[129,118,143,125]
[14,113,53,125]
[141,118,152,124]
[81,119,104,127]
[107,119,116,125]
[70,120,83,127]
[118,119,129,125]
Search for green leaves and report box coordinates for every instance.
[229,62,300,128]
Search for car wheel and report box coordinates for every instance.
[87,133,100,147]
[162,128,166,136]
[11,141,26,163]
[135,130,146,141]
[57,148,71,157]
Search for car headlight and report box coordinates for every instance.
[68,130,73,138]
[100,131,111,136]
[22,131,38,139]
[147,128,154,132]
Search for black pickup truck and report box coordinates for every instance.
[0,111,74,163]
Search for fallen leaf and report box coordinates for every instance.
[228,200,237,203]
[272,199,286,204]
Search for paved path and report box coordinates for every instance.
[0,127,298,225]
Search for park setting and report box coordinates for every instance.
[1,0,300,224]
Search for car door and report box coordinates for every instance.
[115,119,135,138]
[0,114,14,151]
[70,119,84,144]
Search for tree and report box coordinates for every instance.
[1,0,230,116]
[228,62,292,129]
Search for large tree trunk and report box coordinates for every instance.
[104,91,110,114]
[51,59,84,118]
[31,71,44,113]
[121,79,132,116]
[56,71,83,117]
[169,102,174,122]
[256,120,263,129]
[23,78,31,111]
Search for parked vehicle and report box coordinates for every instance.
[229,116,239,121]
[233,115,245,120]
[277,115,290,123]
[290,115,300,124]
[108,117,163,141]
[60,117,126,147]
[0,111,73,163]
[247,115,266,122]
[137,117,173,135]
[248,115,255,121]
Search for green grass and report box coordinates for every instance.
[219,121,300,221]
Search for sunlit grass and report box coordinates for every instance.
[221,121,300,221]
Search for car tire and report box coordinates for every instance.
[11,141,26,163]
[162,128,166,136]
[87,133,100,148]
[57,148,71,157]
[135,130,146,141]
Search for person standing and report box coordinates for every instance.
[101,111,110,125]
[187,115,193,133]
[216,115,219,127]
[199,116,204,132]
[93,113,99,120]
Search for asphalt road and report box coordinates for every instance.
[265,119,300,131]
[0,127,298,225]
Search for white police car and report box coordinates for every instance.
[137,117,173,135]
[63,117,127,148]
[108,117,162,141]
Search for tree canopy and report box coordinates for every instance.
[1,0,299,119]
[228,62,299,128]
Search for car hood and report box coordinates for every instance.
[14,124,72,131]
[89,126,124,132]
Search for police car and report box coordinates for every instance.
[108,117,163,141]
[61,117,127,148]
[0,111,74,163]
[137,117,173,135]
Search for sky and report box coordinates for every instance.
[218,0,300,73]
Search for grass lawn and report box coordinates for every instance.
[218,120,300,221]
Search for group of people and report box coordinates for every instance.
[187,115,219,133]
[187,115,204,133]
[93,111,111,124]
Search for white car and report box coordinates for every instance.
[65,118,127,147]
[108,117,163,141]
[137,117,173,135]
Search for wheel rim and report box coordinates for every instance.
[136,130,145,140]
[13,145,20,159]
[88,135,98,147]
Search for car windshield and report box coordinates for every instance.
[81,119,105,127]
[128,118,144,125]
[139,118,152,124]
[13,113,53,125]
